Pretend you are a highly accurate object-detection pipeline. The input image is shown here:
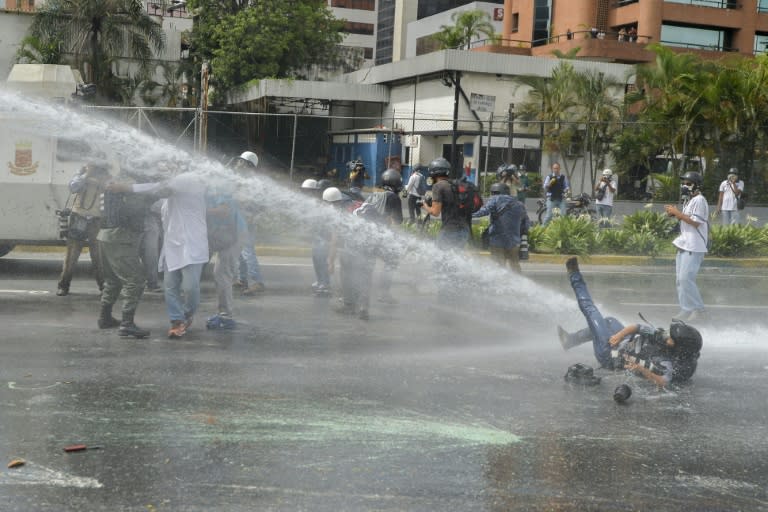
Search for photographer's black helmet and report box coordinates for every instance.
[670,322,703,355]
[316,179,332,191]
[680,171,703,189]
[381,168,402,190]
[490,182,510,195]
[428,157,452,178]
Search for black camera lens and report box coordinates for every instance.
[613,384,632,403]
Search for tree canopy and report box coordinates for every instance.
[28,0,165,100]
[187,0,344,93]
[433,9,497,50]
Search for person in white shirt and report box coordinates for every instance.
[404,170,424,222]
[664,171,709,322]
[108,163,208,338]
[594,168,617,227]
[716,167,744,225]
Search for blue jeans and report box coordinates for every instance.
[239,230,264,284]
[597,204,613,226]
[312,238,330,287]
[544,198,567,225]
[721,210,739,225]
[569,270,624,368]
[164,263,205,322]
[437,226,470,250]
[675,249,705,313]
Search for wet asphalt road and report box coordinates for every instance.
[0,251,767,511]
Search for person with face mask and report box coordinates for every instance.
[716,168,744,225]
[664,171,709,322]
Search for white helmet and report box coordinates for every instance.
[239,151,259,169]
[301,178,319,190]
[322,187,343,202]
[602,168,613,177]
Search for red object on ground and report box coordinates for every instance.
[63,444,102,452]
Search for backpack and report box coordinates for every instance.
[451,178,483,219]
[415,173,427,196]
[353,191,389,222]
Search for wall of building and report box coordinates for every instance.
[331,4,379,66]
[0,10,33,80]
[405,2,505,59]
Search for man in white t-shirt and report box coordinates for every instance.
[664,171,709,322]
[109,164,208,338]
[594,168,617,227]
[716,167,744,226]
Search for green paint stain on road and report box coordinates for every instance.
[137,399,521,449]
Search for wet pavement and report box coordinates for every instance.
[1,251,767,511]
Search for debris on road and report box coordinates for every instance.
[7,458,25,468]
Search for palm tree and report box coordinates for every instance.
[29,0,165,99]
[15,35,62,64]
[434,9,497,50]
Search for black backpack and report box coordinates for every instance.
[451,178,483,220]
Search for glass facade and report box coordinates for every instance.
[376,0,395,64]
[756,34,768,54]
[759,0,768,12]
[417,0,503,20]
[664,0,736,8]
[660,24,731,51]
[532,0,551,46]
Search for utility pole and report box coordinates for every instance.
[199,62,209,155]
[450,71,461,179]
[507,103,514,163]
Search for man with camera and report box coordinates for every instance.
[421,157,470,249]
[542,162,570,226]
[57,161,112,297]
[664,171,709,322]
[558,257,702,387]
[716,168,744,225]
[594,168,617,227]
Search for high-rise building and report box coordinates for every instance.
[418,0,504,19]
[328,0,378,65]
[375,0,395,64]
[500,0,768,62]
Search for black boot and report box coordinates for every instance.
[118,311,150,338]
[557,325,593,350]
[565,256,580,274]
[98,304,120,329]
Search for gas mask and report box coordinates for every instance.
[680,184,693,198]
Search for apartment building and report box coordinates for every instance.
[329,0,378,65]
[499,0,768,63]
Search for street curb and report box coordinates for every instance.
[13,245,766,269]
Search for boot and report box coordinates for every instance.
[56,281,70,297]
[98,304,120,329]
[118,311,150,338]
[565,256,580,274]
[558,325,592,350]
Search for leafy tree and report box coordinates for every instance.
[15,35,61,64]
[186,0,344,93]
[28,0,164,101]
[434,9,497,50]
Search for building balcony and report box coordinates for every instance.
[531,30,656,64]
[468,38,533,56]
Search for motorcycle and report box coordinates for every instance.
[536,193,598,224]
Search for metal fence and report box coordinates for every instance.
[81,105,768,202]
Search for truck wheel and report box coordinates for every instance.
[0,244,15,258]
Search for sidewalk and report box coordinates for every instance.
[12,244,768,270]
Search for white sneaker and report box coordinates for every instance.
[686,309,705,322]
[672,310,691,322]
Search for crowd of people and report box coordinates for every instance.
[55,152,706,392]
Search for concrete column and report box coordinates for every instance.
[638,0,663,44]
[503,0,514,41]
[734,0,758,55]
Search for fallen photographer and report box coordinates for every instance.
[558,257,703,388]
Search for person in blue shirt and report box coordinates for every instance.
[542,162,570,226]
[472,182,529,272]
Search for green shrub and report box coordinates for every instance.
[527,223,546,253]
[538,215,598,255]
[621,209,677,239]
[709,224,768,257]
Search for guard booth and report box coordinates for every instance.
[327,127,404,188]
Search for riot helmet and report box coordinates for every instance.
[322,187,344,203]
[490,182,511,196]
[428,157,451,179]
[381,168,402,191]
[602,168,613,177]
[238,151,259,169]
[301,178,319,190]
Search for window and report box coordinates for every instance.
[363,47,373,59]
[660,24,732,51]
[511,13,519,33]
[331,0,375,10]
[760,0,768,12]
[665,0,736,8]
[755,34,768,53]
[343,22,374,36]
